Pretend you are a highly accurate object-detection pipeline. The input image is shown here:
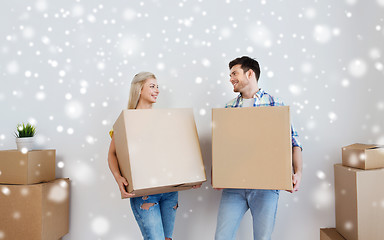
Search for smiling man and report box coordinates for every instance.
[214,56,303,240]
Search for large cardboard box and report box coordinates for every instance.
[212,106,293,190]
[320,228,346,240]
[113,109,206,198]
[0,150,56,184]
[334,164,384,240]
[0,178,70,240]
[342,144,384,170]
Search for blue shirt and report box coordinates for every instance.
[225,88,302,150]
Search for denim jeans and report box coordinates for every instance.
[130,192,178,240]
[215,189,280,240]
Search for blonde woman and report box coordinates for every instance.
[108,72,178,240]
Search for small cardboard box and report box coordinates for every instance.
[212,106,293,190]
[320,228,346,240]
[113,109,206,198]
[0,178,70,240]
[334,164,384,240]
[0,150,56,184]
[342,144,384,170]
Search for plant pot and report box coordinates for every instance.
[16,137,35,151]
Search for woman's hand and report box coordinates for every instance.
[116,175,136,198]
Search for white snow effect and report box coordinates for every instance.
[72,4,84,17]
[6,61,19,74]
[120,36,140,55]
[21,148,28,154]
[67,128,74,135]
[248,24,273,48]
[1,187,10,196]
[22,26,35,39]
[35,0,47,12]
[41,36,50,45]
[344,221,353,231]
[328,112,337,122]
[220,27,231,38]
[313,25,332,43]
[35,91,46,100]
[378,0,384,7]
[20,187,29,196]
[91,216,110,235]
[375,62,383,71]
[65,101,83,119]
[0,134,5,140]
[199,108,206,116]
[57,161,65,168]
[301,62,313,74]
[13,211,21,219]
[305,8,317,19]
[341,78,350,87]
[48,183,68,203]
[267,71,274,78]
[306,119,316,130]
[0,230,4,239]
[72,162,95,185]
[97,62,105,70]
[369,48,381,59]
[201,58,211,67]
[313,182,333,208]
[377,136,384,145]
[156,62,165,71]
[317,171,326,180]
[59,70,66,77]
[195,77,203,84]
[86,136,95,144]
[57,125,64,133]
[372,125,381,134]
[289,84,302,95]
[87,14,96,23]
[345,0,358,5]
[123,8,136,21]
[378,101,384,110]
[348,59,367,78]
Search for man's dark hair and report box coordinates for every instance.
[229,56,261,81]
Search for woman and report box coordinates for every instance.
[108,72,198,240]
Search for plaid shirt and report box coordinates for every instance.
[225,88,302,150]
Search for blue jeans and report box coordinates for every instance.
[130,192,178,240]
[215,189,280,240]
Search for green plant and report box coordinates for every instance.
[14,123,36,138]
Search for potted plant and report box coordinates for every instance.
[14,123,36,151]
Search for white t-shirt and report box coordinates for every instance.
[242,98,254,107]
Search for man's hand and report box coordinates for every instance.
[288,172,302,193]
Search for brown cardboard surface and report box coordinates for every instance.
[334,164,384,240]
[320,228,346,240]
[0,150,56,184]
[342,143,384,169]
[0,178,70,240]
[212,106,293,190]
[113,109,206,198]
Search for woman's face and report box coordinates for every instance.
[140,78,160,104]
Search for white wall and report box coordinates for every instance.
[1,0,384,239]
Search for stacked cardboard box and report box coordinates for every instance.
[0,150,69,240]
[113,109,206,198]
[321,144,384,240]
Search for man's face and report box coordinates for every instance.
[229,64,250,93]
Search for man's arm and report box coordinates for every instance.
[289,146,303,193]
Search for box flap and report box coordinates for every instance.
[343,143,380,150]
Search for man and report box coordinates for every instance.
[215,56,303,240]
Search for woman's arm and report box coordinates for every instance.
[108,136,135,198]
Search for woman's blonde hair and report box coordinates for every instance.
[127,72,156,109]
